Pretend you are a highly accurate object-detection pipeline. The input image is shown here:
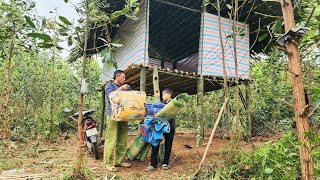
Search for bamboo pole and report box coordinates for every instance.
[193,98,229,177]
[153,66,161,102]
[140,67,146,92]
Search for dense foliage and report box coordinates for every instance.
[210,130,319,179]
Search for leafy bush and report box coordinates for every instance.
[218,131,320,179]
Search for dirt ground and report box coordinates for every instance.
[0,129,266,179]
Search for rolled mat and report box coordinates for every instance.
[126,93,190,160]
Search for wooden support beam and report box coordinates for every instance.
[196,76,204,147]
[126,72,141,84]
[153,66,161,102]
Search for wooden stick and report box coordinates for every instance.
[308,102,320,118]
[193,98,229,177]
[168,150,182,167]
[69,116,78,122]
[275,98,293,107]
[304,7,316,27]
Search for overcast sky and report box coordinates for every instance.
[35,0,81,58]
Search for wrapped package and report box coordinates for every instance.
[109,91,147,121]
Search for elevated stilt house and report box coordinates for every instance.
[101,0,251,96]
[69,0,293,141]
[96,0,253,143]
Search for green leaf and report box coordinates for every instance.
[259,33,268,41]
[134,7,140,14]
[309,30,315,39]
[111,43,123,48]
[64,0,68,3]
[68,35,73,46]
[27,33,52,42]
[38,43,55,48]
[129,0,135,6]
[226,4,232,9]
[56,46,64,50]
[76,26,84,32]
[271,20,282,33]
[265,168,273,174]
[25,16,36,29]
[59,27,69,36]
[59,16,72,26]
[254,28,262,33]
[29,1,36,9]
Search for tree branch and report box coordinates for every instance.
[308,102,320,118]
[304,7,316,27]
[275,98,293,107]
[255,12,283,19]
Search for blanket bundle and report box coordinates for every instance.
[140,116,170,146]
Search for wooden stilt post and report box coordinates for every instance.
[196,76,204,147]
[140,67,146,92]
[153,66,160,102]
[152,66,164,161]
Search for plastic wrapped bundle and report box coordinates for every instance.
[109,91,147,121]
[155,93,190,120]
[126,93,190,160]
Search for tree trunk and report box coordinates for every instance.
[217,0,232,140]
[280,0,315,179]
[100,85,106,138]
[3,32,16,140]
[50,11,57,140]
[74,0,89,177]
[50,45,56,140]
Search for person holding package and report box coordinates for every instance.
[145,88,175,172]
[104,70,131,172]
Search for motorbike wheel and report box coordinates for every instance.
[91,142,99,160]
